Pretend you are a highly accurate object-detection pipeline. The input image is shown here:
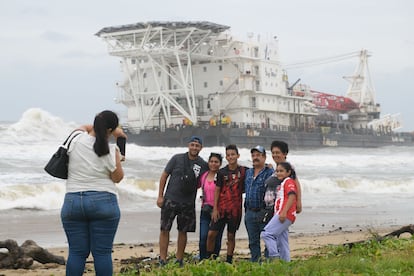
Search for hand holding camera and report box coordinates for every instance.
[116,137,126,161]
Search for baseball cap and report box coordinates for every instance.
[251,145,265,154]
[188,135,203,145]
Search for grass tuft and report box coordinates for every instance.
[117,236,414,275]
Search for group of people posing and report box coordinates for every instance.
[157,135,302,266]
[60,110,301,275]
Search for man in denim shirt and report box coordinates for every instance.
[244,145,274,262]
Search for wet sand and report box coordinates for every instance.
[0,208,403,275]
[0,227,397,276]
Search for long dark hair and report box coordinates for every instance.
[277,162,293,177]
[93,110,119,156]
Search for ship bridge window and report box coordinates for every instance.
[251,97,256,108]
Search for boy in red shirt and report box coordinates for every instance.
[205,144,247,263]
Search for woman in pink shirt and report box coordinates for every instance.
[198,153,223,260]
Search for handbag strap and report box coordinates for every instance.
[63,130,83,149]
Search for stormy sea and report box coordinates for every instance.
[1,108,413,247]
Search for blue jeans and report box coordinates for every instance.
[61,191,120,276]
[199,210,223,259]
[244,209,267,262]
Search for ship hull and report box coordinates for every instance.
[124,126,413,149]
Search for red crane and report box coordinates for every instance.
[310,90,359,112]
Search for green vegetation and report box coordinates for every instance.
[118,236,414,275]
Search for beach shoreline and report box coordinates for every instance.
[3,204,410,248]
[2,202,413,275]
[0,226,399,276]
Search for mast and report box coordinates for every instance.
[343,50,378,112]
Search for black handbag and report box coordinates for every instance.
[44,131,82,179]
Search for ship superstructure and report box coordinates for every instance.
[96,21,411,148]
[96,21,317,133]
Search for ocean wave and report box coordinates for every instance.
[1,108,414,213]
[2,173,413,212]
[0,177,162,211]
[302,176,414,194]
[0,182,65,211]
[0,108,77,144]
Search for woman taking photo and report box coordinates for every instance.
[61,110,126,276]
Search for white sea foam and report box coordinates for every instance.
[0,182,65,210]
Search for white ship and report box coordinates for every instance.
[96,21,412,148]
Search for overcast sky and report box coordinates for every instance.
[1,0,413,131]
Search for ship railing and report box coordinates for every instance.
[316,122,398,136]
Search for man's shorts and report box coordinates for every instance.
[160,198,196,232]
[209,214,242,234]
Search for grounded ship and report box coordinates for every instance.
[96,21,413,148]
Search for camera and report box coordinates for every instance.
[116,137,126,159]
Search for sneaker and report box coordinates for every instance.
[175,259,184,267]
[159,259,167,267]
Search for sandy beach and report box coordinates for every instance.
[1,205,412,275]
[0,226,397,276]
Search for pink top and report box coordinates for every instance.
[199,171,216,207]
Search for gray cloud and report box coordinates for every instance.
[1,0,413,131]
